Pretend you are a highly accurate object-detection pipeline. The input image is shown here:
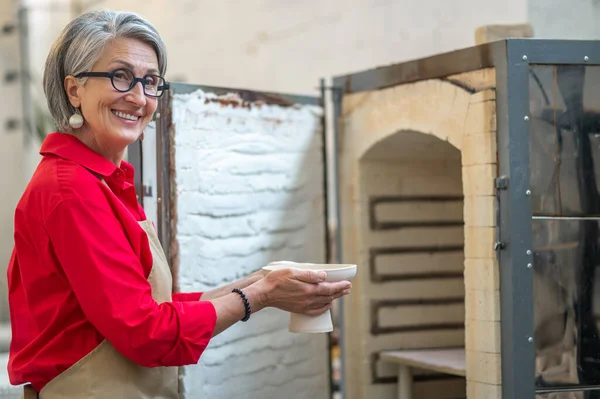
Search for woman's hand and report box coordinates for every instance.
[209,268,351,336]
[248,268,351,316]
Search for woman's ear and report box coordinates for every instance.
[64,75,81,108]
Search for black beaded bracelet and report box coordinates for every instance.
[232,288,251,322]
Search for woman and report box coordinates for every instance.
[7,10,351,399]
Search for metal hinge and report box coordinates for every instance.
[495,176,508,190]
[494,175,508,257]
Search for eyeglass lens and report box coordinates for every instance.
[112,68,165,97]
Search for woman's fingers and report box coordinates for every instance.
[315,281,351,297]
[291,269,327,284]
[308,288,351,309]
[305,303,332,316]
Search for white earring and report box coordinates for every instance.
[69,109,84,129]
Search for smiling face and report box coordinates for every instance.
[64,37,159,164]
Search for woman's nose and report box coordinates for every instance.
[125,81,147,106]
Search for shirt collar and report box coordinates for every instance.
[40,132,132,178]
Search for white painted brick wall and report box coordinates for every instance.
[172,90,329,399]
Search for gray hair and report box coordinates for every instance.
[43,10,167,131]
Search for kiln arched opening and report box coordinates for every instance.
[354,129,467,397]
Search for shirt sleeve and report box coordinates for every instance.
[172,292,203,302]
[44,198,216,367]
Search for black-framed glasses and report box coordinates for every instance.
[75,68,170,98]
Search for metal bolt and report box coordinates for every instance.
[522,55,528,61]
[527,250,532,255]
[528,337,533,343]
[526,190,531,196]
[585,56,589,62]
[524,116,529,121]
[527,263,532,269]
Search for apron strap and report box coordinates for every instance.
[22,384,38,399]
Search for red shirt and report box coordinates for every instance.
[7,132,216,392]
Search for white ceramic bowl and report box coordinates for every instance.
[261,261,357,333]
[263,261,357,282]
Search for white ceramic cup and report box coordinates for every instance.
[261,261,357,333]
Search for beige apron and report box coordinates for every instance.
[23,220,179,399]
